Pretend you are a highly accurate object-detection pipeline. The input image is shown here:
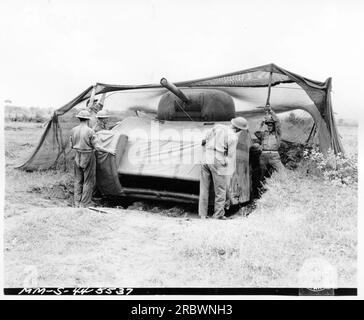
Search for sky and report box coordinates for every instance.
[1,0,364,118]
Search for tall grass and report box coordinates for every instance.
[173,168,357,287]
[5,167,357,288]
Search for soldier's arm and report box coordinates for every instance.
[254,117,266,141]
[202,127,214,146]
[224,134,239,167]
[226,134,238,157]
[254,130,263,141]
[69,130,74,148]
[97,93,106,110]
[269,109,282,137]
[90,131,116,155]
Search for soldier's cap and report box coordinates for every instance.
[231,117,249,130]
[96,109,110,118]
[76,109,91,120]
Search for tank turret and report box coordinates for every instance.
[160,78,190,103]
[159,78,235,121]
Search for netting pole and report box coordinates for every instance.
[88,84,97,108]
[265,70,273,106]
[306,123,316,143]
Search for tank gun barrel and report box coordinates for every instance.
[160,78,189,103]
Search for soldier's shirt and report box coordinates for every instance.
[70,124,98,151]
[254,111,282,150]
[261,131,280,151]
[203,124,239,175]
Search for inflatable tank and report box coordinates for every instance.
[96,78,252,206]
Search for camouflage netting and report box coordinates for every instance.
[17,63,343,171]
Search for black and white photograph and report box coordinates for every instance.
[0,0,362,302]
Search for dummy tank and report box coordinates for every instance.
[18,64,343,201]
[95,78,252,205]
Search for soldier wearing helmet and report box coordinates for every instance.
[199,117,249,220]
[93,109,110,132]
[70,109,115,208]
[254,103,284,179]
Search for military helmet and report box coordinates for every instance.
[231,117,249,130]
[96,109,110,118]
[76,109,91,120]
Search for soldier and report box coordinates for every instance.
[199,117,249,220]
[86,93,106,115]
[70,109,115,208]
[93,109,110,132]
[254,104,284,179]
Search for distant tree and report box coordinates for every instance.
[288,112,297,124]
[287,111,308,127]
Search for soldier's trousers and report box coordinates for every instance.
[73,150,96,207]
[198,163,229,219]
[260,151,284,179]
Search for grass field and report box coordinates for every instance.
[3,121,358,288]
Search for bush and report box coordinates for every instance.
[287,112,305,126]
[302,147,357,185]
[34,111,46,123]
[5,106,52,123]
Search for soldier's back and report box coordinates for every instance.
[71,125,95,150]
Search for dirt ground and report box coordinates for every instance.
[3,121,358,288]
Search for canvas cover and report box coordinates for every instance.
[17,63,343,172]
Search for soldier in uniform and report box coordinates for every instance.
[199,117,249,220]
[254,104,284,179]
[70,109,115,208]
[86,93,106,115]
[93,109,110,132]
